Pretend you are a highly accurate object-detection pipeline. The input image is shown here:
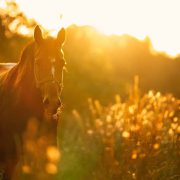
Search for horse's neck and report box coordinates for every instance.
[0,62,43,119]
[0,43,43,124]
[14,42,36,87]
[0,49,38,104]
[17,55,44,116]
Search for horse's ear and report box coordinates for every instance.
[57,28,66,46]
[34,25,43,44]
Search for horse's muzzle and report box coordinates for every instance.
[43,98,61,121]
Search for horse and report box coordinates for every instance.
[0,25,66,179]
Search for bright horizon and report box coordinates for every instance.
[3,0,180,57]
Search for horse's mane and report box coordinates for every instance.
[19,41,35,65]
[0,41,43,115]
[0,41,35,90]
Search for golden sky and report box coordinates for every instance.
[3,0,180,57]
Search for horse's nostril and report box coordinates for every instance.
[43,98,49,106]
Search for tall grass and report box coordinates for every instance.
[59,77,180,180]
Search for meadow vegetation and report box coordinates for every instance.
[59,77,180,180]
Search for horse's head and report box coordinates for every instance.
[33,26,66,119]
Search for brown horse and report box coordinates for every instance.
[0,26,66,179]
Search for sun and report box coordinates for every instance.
[12,0,180,57]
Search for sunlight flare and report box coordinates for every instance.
[8,0,180,56]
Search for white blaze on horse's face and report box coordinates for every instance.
[51,58,56,79]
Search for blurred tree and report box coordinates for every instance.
[62,25,180,111]
[0,0,36,61]
[0,0,36,36]
[0,18,6,40]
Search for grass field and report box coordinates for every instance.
[58,77,180,180]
